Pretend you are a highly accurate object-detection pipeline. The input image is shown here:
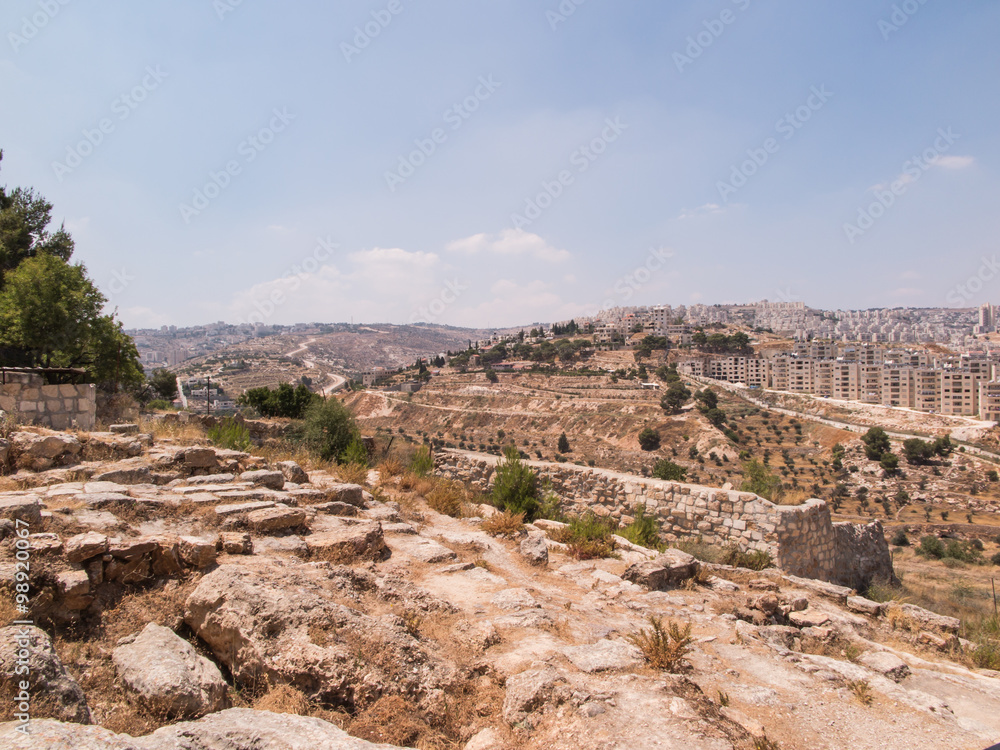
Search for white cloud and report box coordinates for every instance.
[899,270,920,280]
[676,203,724,220]
[932,155,974,170]
[446,229,571,262]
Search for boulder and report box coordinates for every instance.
[562,639,643,673]
[215,500,277,517]
[0,709,411,749]
[519,532,549,567]
[10,431,82,471]
[896,603,960,634]
[184,559,453,709]
[183,447,218,469]
[788,610,831,628]
[0,495,43,525]
[502,666,568,725]
[277,461,309,485]
[218,532,253,555]
[109,424,140,435]
[312,501,359,517]
[109,537,159,560]
[622,549,699,590]
[240,470,285,491]
[305,521,387,563]
[79,492,136,510]
[0,625,91,723]
[113,623,229,718]
[64,531,109,563]
[179,536,218,569]
[857,650,911,682]
[847,596,885,617]
[247,506,307,533]
[92,465,152,485]
[327,483,366,507]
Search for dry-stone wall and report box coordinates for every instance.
[0,373,96,431]
[435,449,893,588]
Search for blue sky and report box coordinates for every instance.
[1,0,997,329]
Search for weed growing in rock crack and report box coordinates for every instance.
[207,418,252,451]
[473,557,493,571]
[753,735,782,750]
[400,610,423,638]
[481,510,525,538]
[627,615,693,672]
[847,678,874,706]
[337,461,369,485]
[717,689,730,707]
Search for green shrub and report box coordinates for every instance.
[917,535,944,559]
[720,546,773,571]
[652,459,687,482]
[238,382,318,418]
[207,418,251,452]
[618,504,662,550]
[638,427,661,451]
[340,436,370,466]
[992,551,1000,566]
[299,398,360,462]
[552,512,615,559]
[146,399,176,411]
[490,444,539,519]
[410,445,434,476]
[891,529,909,546]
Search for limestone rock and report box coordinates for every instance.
[92,464,151,485]
[519,532,549,567]
[240,469,286,490]
[0,625,91,723]
[218,532,253,555]
[0,495,43,525]
[113,623,229,718]
[622,549,699,590]
[10,431,82,470]
[788,610,831,628]
[327,483,366,506]
[857,651,910,682]
[847,596,885,617]
[247,506,307,533]
[183,447,218,469]
[897,603,960,634]
[184,559,453,709]
[306,521,387,563]
[64,531,109,563]
[277,460,310,484]
[0,709,412,749]
[502,666,568,725]
[464,727,504,750]
[563,639,643,673]
[492,588,539,611]
[179,536,218,569]
[312,501,359,516]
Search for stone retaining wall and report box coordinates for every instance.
[435,449,893,588]
[0,380,97,431]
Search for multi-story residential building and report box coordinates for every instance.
[978,380,1000,421]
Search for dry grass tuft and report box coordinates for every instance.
[847,678,874,706]
[753,736,782,750]
[480,510,525,538]
[253,684,312,715]
[348,695,439,748]
[337,462,369,486]
[627,615,693,672]
[424,479,466,518]
[886,603,919,633]
[376,456,405,479]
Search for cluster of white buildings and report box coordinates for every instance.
[680,343,1000,421]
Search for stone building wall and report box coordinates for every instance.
[0,374,97,431]
[435,449,893,588]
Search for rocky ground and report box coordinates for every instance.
[1,425,999,749]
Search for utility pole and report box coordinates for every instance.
[206,375,211,417]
